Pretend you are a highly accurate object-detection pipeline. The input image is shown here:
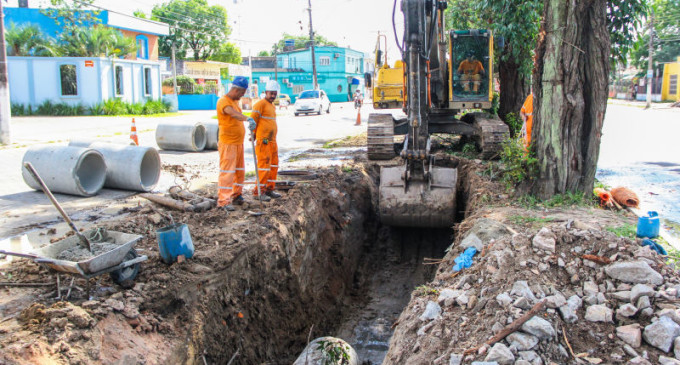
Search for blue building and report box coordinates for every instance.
[248,46,365,103]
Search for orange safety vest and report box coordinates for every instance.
[458,59,484,75]
[251,99,277,142]
[521,93,534,147]
[216,96,245,145]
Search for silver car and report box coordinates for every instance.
[294,90,331,116]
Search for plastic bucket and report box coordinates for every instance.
[637,211,660,239]
[156,223,195,264]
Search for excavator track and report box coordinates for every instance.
[466,113,510,160]
[367,113,396,160]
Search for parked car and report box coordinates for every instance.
[274,93,291,106]
[294,90,331,116]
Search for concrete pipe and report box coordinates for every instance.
[203,121,219,150]
[22,146,107,197]
[88,142,161,192]
[155,122,207,152]
[69,139,136,148]
[293,337,359,365]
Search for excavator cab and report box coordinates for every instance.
[449,30,494,110]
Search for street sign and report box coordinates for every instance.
[84,60,94,67]
[285,39,295,47]
[647,70,653,78]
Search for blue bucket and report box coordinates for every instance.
[637,211,660,239]
[156,223,194,264]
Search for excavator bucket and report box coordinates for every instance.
[379,166,457,228]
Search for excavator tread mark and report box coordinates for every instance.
[367,113,396,160]
[472,114,509,160]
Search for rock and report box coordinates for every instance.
[558,258,565,267]
[506,332,538,350]
[559,305,578,324]
[631,284,655,303]
[583,281,599,296]
[584,295,599,306]
[466,218,512,244]
[515,361,532,365]
[623,345,639,357]
[104,299,125,312]
[496,292,513,307]
[491,322,504,335]
[642,316,680,352]
[641,308,654,317]
[596,292,606,304]
[456,293,470,307]
[611,291,632,301]
[585,305,613,323]
[462,233,484,251]
[438,289,461,307]
[511,281,537,302]
[566,295,582,311]
[617,303,638,318]
[484,343,514,364]
[674,337,680,360]
[532,227,556,252]
[518,351,542,365]
[627,357,652,365]
[521,316,556,340]
[636,296,651,310]
[471,362,499,365]
[450,353,463,365]
[513,297,531,310]
[419,301,441,321]
[659,356,680,365]
[616,324,642,347]
[605,261,664,285]
[417,321,435,336]
[545,293,567,309]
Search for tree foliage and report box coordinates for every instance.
[41,0,101,35]
[629,0,680,70]
[607,0,649,66]
[273,33,337,53]
[209,43,242,64]
[257,50,270,57]
[152,0,231,61]
[5,23,59,57]
[59,26,136,58]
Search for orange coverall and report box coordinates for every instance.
[520,93,534,148]
[458,59,485,92]
[216,96,246,206]
[251,99,279,195]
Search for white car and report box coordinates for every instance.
[294,90,331,116]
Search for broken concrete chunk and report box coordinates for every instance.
[496,292,513,307]
[545,293,567,309]
[438,289,462,306]
[631,284,656,303]
[484,343,514,365]
[461,233,484,251]
[583,281,599,296]
[674,337,680,360]
[616,323,642,347]
[104,299,125,312]
[566,295,582,311]
[611,291,632,301]
[642,316,680,352]
[559,305,578,324]
[419,301,441,321]
[520,316,556,340]
[636,296,651,310]
[617,303,638,318]
[511,281,537,302]
[532,227,556,252]
[605,261,664,285]
[506,332,539,351]
[659,356,680,365]
[627,357,652,365]
[585,305,613,323]
[513,297,532,310]
[449,353,463,365]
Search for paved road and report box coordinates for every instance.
[0,102,373,240]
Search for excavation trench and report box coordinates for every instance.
[150,159,476,364]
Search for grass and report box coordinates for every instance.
[245,171,256,178]
[516,191,594,209]
[606,223,637,240]
[414,285,439,297]
[341,166,353,173]
[509,215,556,226]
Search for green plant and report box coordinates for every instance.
[462,142,478,155]
[499,137,537,190]
[102,99,127,115]
[606,223,637,240]
[316,339,350,365]
[162,76,197,95]
[414,285,439,296]
[36,100,55,115]
[504,112,523,137]
[516,191,592,209]
[89,102,105,115]
[509,215,555,226]
[594,179,611,191]
[342,166,353,173]
[142,100,169,114]
[127,102,144,115]
[11,103,25,116]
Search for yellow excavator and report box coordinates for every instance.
[368,0,508,228]
[372,33,404,109]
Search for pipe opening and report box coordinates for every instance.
[75,152,107,195]
[139,148,161,191]
[193,125,207,151]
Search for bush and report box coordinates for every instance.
[36,100,55,115]
[126,102,144,115]
[504,112,523,137]
[142,100,168,114]
[499,137,537,190]
[11,103,26,116]
[162,76,196,95]
[89,102,105,116]
[103,99,127,115]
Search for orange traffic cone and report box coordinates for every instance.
[130,118,139,146]
[355,110,361,126]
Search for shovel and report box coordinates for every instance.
[23,162,92,252]
[249,133,264,215]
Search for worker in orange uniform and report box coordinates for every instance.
[250,80,282,200]
[216,76,257,211]
[457,51,485,93]
[520,92,534,148]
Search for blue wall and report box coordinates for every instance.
[177,94,219,110]
[3,7,106,39]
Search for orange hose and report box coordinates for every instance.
[593,188,611,206]
[426,60,431,106]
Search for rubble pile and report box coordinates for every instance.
[385,216,680,365]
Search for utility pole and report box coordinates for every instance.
[645,10,654,110]
[0,0,11,145]
[307,0,318,90]
[274,44,278,81]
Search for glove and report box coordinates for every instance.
[247,117,256,132]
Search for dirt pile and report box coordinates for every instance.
[385,207,680,364]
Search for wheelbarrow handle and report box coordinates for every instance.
[0,249,40,260]
[23,162,92,251]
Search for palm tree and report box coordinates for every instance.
[59,26,136,58]
[4,23,59,57]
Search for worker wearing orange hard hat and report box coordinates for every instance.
[216,76,257,211]
[520,92,534,148]
[458,51,485,93]
[250,80,282,201]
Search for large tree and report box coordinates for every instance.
[530,0,610,198]
[59,26,136,58]
[273,33,337,53]
[4,23,59,57]
[152,0,231,61]
[630,0,679,70]
[209,43,242,64]
[41,0,100,36]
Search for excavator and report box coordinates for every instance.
[368,0,509,228]
[372,32,404,109]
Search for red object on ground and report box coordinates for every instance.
[130,118,139,146]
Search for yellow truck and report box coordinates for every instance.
[372,34,404,109]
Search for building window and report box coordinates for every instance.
[59,64,78,96]
[115,65,124,96]
[143,67,152,96]
[136,35,149,60]
[320,56,330,66]
[337,84,342,92]
[671,75,678,95]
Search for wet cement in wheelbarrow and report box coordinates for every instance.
[56,241,122,262]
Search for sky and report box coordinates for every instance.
[8,0,405,64]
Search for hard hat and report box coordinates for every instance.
[265,80,280,92]
[232,76,249,89]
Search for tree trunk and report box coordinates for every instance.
[498,50,528,126]
[530,0,610,199]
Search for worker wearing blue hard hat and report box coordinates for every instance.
[216,76,257,211]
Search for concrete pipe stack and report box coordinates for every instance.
[68,141,161,192]
[203,121,219,150]
[155,122,207,152]
[22,146,107,197]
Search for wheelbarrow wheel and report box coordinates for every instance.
[110,249,140,286]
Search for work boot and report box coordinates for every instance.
[254,194,271,202]
[232,195,245,205]
[266,191,282,199]
[222,204,236,212]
